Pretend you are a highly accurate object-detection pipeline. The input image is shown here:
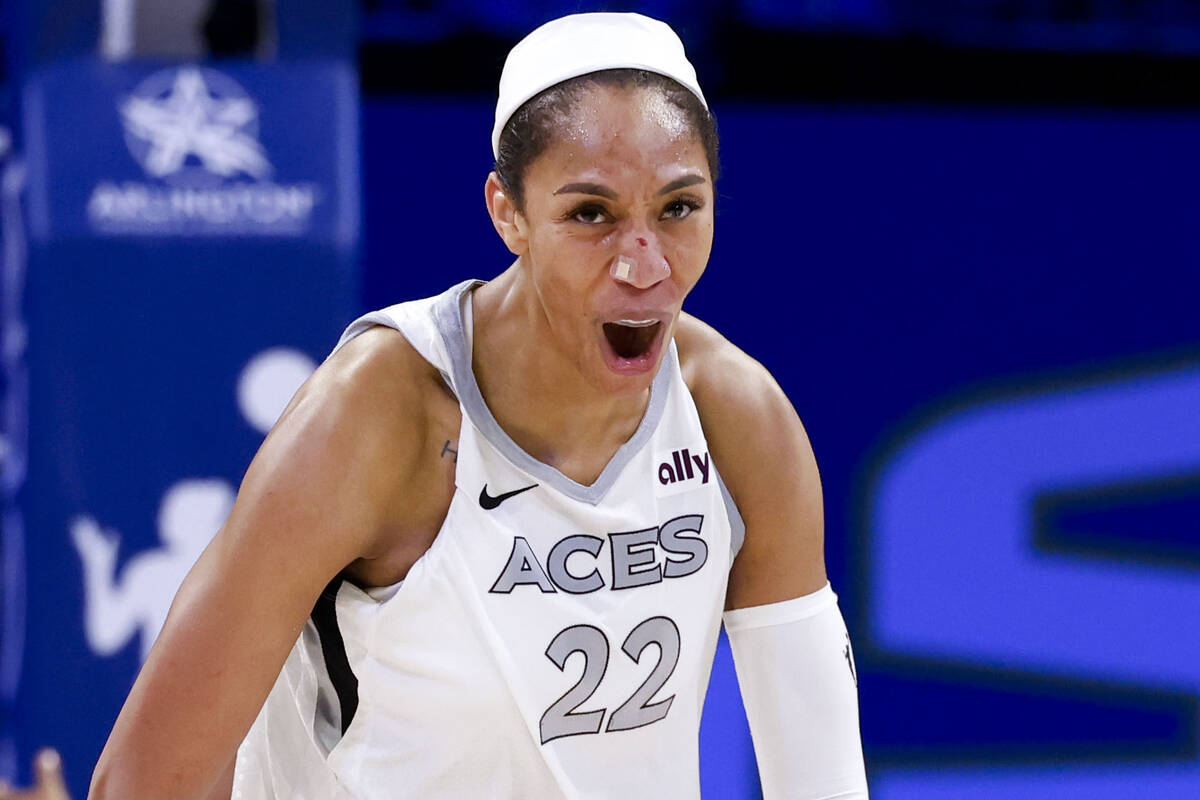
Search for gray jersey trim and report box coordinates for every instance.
[715,470,746,562]
[431,281,675,507]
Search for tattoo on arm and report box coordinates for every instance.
[441,440,458,461]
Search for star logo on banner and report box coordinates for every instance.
[121,67,271,182]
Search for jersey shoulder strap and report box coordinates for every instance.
[329,279,482,387]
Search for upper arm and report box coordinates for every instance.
[678,317,827,611]
[90,328,424,800]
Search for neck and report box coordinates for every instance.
[470,267,653,484]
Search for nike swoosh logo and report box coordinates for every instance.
[479,483,538,510]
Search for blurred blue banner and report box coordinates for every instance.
[5,58,359,797]
[24,60,357,241]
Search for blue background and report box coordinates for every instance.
[2,2,1200,798]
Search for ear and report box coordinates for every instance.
[485,172,528,256]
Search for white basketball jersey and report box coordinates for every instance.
[234,280,745,800]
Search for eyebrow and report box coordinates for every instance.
[552,174,708,200]
[657,174,707,195]
[553,182,618,200]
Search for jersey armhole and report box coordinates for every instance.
[714,467,746,562]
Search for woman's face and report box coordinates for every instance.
[508,83,715,395]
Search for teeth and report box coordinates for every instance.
[613,319,658,327]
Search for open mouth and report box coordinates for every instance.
[603,319,662,360]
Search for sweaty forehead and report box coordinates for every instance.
[552,85,700,166]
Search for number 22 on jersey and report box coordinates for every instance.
[540,617,681,744]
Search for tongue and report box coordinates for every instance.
[604,322,659,359]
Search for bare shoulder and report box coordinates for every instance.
[274,327,430,479]
[674,313,798,460]
[674,313,827,608]
[259,324,450,555]
[297,324,435,421]
[675,313,777,419]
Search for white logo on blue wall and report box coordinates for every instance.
[72,348,317,662]
[121,67,271,187]
[72,480,234,661]
[88,66,318,235]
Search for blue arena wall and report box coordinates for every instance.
[2,59,361,796]
[0,83,1196,797]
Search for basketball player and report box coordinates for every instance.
[80,13,869,800]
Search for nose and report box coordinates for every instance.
[610,229,670,289]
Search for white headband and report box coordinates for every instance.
[492,12,707,159]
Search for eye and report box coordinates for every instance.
[661,196,702,220]
[565,203,611,225]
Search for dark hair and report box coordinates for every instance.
[494,69,719,213]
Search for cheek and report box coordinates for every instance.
[528,238,604,319]
[534,226,611,280]
[666,223,713,276]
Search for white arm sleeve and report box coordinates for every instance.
[724,583,869,800]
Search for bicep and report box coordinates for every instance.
[725,408,826,609]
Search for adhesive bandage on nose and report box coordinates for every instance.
[612,255,635,281]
